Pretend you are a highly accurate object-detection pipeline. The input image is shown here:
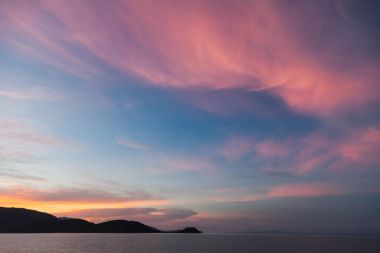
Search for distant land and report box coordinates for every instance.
[0,207,201,233]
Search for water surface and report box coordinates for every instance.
[0,233,379,253]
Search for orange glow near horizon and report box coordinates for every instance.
[0,194,169,214]
[0,198,169,214]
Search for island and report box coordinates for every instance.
[0,207,202,233]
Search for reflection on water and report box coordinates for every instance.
[0,233,379,253]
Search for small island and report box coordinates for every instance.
[0,207,202,234]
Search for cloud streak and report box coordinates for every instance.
[0,86,61,101]
[267,183,344,198]
[116,136,149,150]
[0,168,45,182]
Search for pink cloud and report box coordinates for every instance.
[208,182,347,204]
[295,128,380,174]
[0,1,100,78]
[267,182,344,198]
[295,132,337,174]
[340,127,380,165]
[1,0,377,116]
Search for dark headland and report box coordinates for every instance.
[0,207,201,233]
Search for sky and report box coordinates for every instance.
[0,0,379,234]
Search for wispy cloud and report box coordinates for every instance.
[218,127,380,175]
[0,86,61,101]
[116,136,149,150]
[0,119,66,146]
[0,118,82,163]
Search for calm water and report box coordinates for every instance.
[0,233,379,253]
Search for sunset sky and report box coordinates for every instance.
[0,0,379,233]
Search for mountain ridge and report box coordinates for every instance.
[0,207,201,233]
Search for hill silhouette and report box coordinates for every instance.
[0,207,201,233]
[95,220,160,233]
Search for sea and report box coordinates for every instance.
[0,233,379,253]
